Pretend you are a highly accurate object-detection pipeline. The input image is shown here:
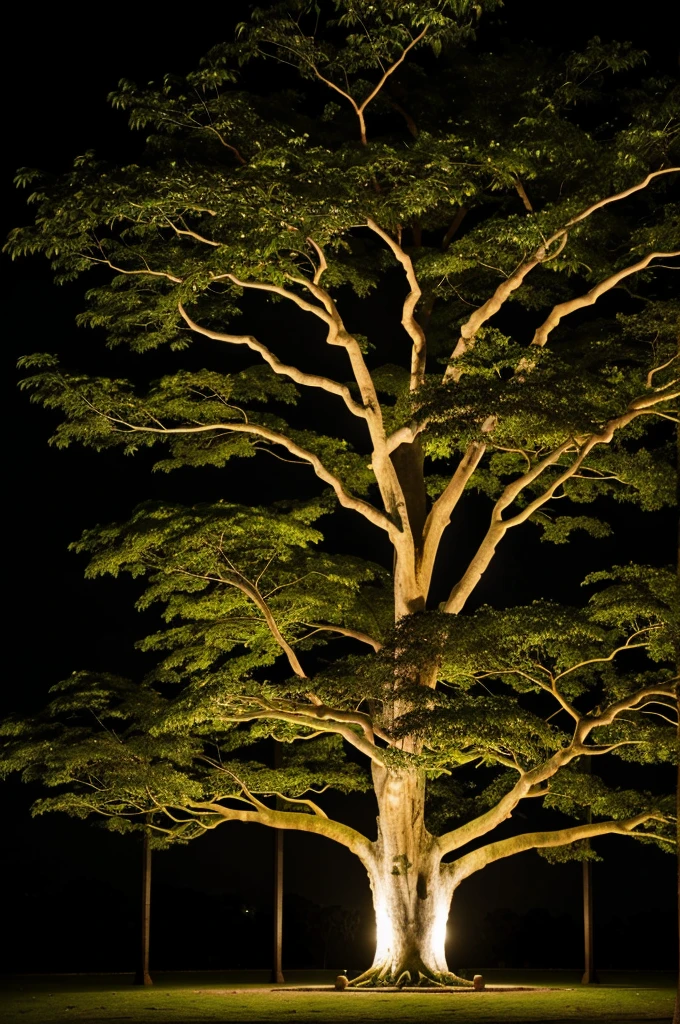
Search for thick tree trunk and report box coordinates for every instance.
[353,767,466,987]
[354,451,467,987]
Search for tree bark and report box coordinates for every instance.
[673,427,679,1024]
[581,759,598,984]
[352,766,465,987]
[390,439,427,549]
[272,829,285,984]
[134,828,152,986]
[271,740,285,984]
[581,859,598,984]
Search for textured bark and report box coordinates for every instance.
[353,767,466,987]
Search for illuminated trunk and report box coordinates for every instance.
[354,766,464,987]
[351,446,465,987]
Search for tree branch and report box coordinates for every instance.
[514,177,534,213]
[443,439,575,613]
[83,254,183,284]
[443,167,680,374]
[183,798,374,864]
[284,270,417,565]
[443,377,679,614]
[532,251,680,347]
[574,682,677,745]
[553,630,660,683]
[178,302,367,418]
[441,206,468,250]
[443,254,542,379]
[174,565,308,679]
[301,622,382,652]
[450,812,665,883]
[103,414,397,537]
[311,27,428,145]
[420,441,486,595]
[366,217,427,389]
[215,702,387,766]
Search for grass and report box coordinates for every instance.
[0,970,675,1023]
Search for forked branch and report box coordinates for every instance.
[444,167,680,372]
[311,28,428,145]
[366,217,427,389]
[444,378,679,614]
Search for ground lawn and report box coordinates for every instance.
[0,970,675,1023]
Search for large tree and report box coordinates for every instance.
[2,1,678,987]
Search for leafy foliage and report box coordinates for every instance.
[2,1,677,883]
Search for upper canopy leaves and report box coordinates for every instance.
[3,2,677,860]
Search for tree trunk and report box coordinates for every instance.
[352,766,465,987]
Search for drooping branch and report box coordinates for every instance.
[170,565,308,679]
[215,701,387,766]
[301,622,382,652]
[450,812,666,884]
[178,302,368,419]
[366,217,427,389]
[218,272,338,326]
[182,798,374,864]
[100,413,398,538]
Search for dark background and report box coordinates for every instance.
[1,1,676,975]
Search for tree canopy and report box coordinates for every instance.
[2,0,678,987]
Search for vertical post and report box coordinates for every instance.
[581,758,598,985]
[271,740,285,984]
[134,826,153,986]
[673,441,679,1024]
[674,667,679,1024]
[581,858,597,984]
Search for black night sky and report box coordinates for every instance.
[1,1,676,976]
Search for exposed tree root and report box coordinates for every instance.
[349,961,473,988]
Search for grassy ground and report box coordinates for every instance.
[0,970,675,1023]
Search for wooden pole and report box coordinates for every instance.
[673,667,679,1024]
[673,431,679,1024]
[270,831,284,983]
[581,758,598,985]
[271,740,285,984]
[134,827,153,986]
[581,857,597,984]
